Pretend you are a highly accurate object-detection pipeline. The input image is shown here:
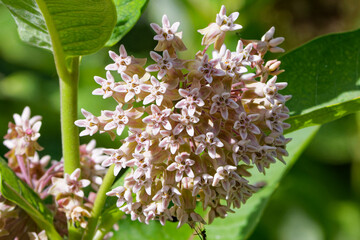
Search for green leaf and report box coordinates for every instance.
[112,217,193,240]
[205,126,320,240]
[105,0,148,46]
[0,158,61,239]
[281,28,360,133]
[1,0,116,56]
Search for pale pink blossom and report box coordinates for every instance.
[141,76,167,105]
[175,88,204,116]
[194,132,224,159]
[170,108,199,136]
[143,105,172,135]
[75,109,100,137]
[167,152,195,182]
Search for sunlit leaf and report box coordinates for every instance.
[1,0,116,56]
[105,0,148,46]
[282,29,360,133]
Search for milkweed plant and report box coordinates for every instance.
[1,1,359,240]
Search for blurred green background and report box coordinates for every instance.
[0,0,360,239]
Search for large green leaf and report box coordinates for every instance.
[0,158,60,238]
[105,0,148,46]
[1,0,116,56]
[205,126,320,240]
[281,29,360,132]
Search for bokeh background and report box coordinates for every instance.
[0,0,360,239]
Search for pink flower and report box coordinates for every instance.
[159,130,185,154]
[233,112,261,139]
[105,44,132,73]
[141,76,168,105]
[210,91,239,119]
[170,108,199,136]
[75,109,99,137]
[102,148,130,176]
[175,88,205,116]
[194,132,224,159]
[143,105,172,135]
[198,5,242,49]
[145,50,176,79]
[92,71,119,99]
[198,54,225,83]
[150,15,187,52]
[167,152,195,182]
[114,73,147,102]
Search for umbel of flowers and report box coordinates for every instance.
[2,106,108,238]
[75,5,291,228]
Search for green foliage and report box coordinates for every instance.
[106,0,149,46]
[282,29,360,133]
[0,0,116,56]
[0,158,60,238]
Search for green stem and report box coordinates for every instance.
[45,224,63,240]
[58,57,82,240]
[83,165,116,240]
[59,57,81,174]
[93,211,125,240]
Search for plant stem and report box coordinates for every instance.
[59,57,81,174]
[83,165,116,240]
[45,224,63,240]
[58,57,82,240]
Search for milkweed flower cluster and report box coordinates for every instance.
[75,5,291,228]
[1,107,109,237]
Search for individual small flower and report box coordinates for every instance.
[70,206,91,228]
[233,112,261,139]
[167,152,195,182]
[49,168,90,198]
[159,130,185,154]
[210,91,239,120]
[212,165,237,188]
[152,185,182,210]
[251,145,277,173]
[106,186,133,207]
[198,5,242,50]
[28,230,48,240]
[106,44,132,73]
[150,15,186,52]
[75,109,100,137]
[262,76,287,104]
[146,50,176,79]
[194,132,224,159]
[102,148,130,176]
[141,76,168,105]
[255,26,285,54]
[92,71,119,99]
[105,44,146,74]
[216,5,242,32]
[114,73,149,103]
[170,108,199,136]
[175,88,205,116]
[102,105,143,136]
[198,54,225,83]
[125,128,152,153]
[143,105,172,135]
[232,139,257,165]
[235,40,261,66]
